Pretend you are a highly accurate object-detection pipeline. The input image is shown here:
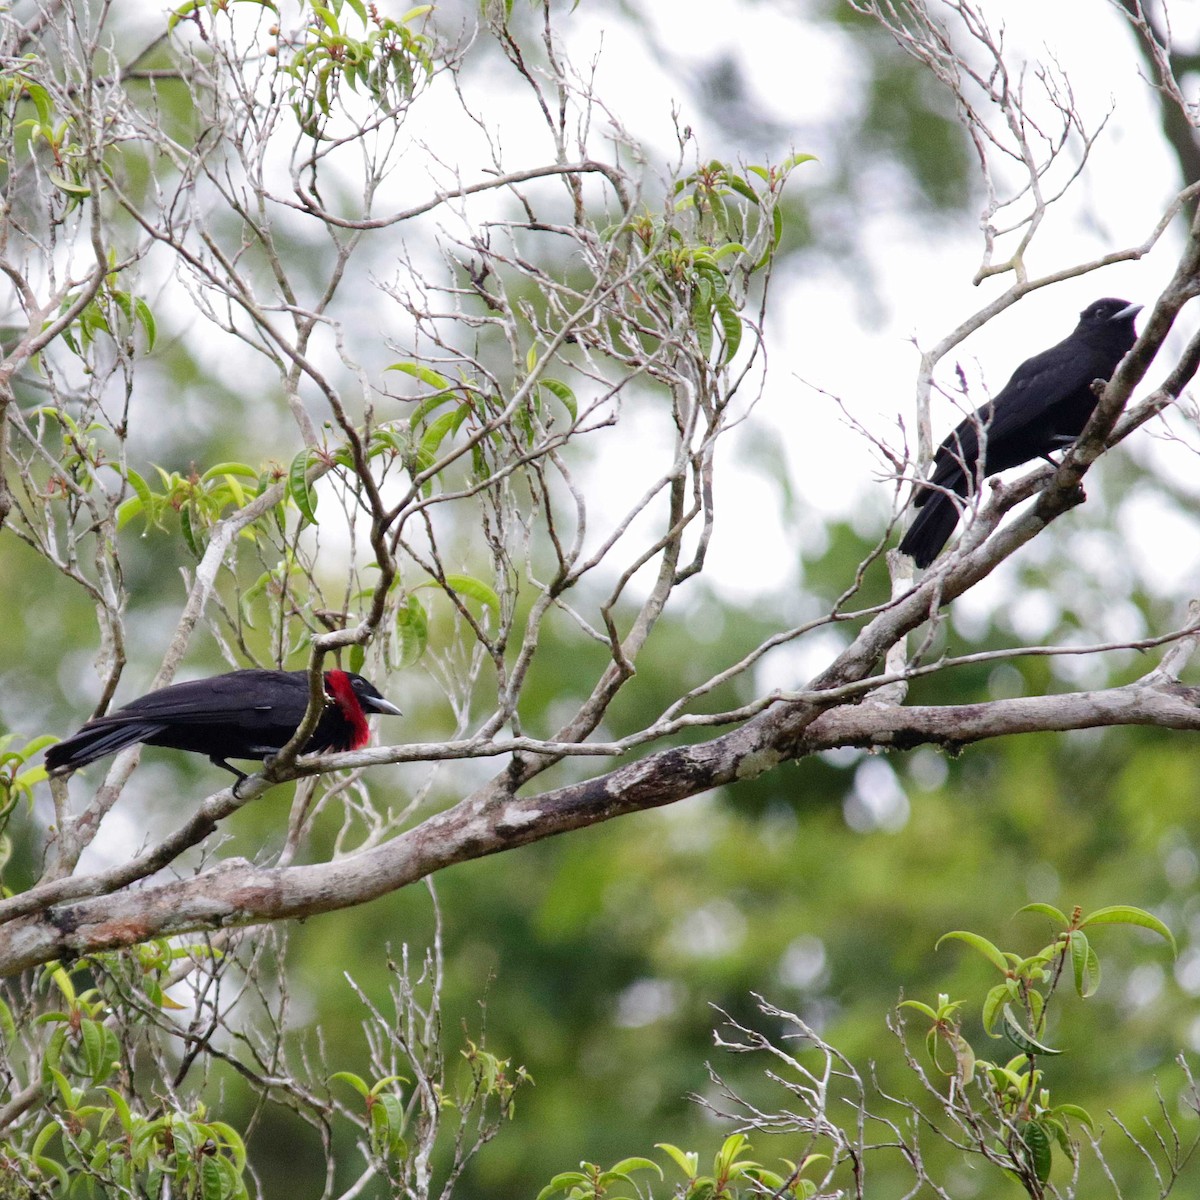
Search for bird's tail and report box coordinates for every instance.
[44,720,165,774]
[898,492,964,568]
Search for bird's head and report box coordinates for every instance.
[1080,297,1142,327]
[339,672,403,717]
[322,670,402,751]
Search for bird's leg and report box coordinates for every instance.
[1035,436,1078,467]
[1040,434,1079,465]
[210,756,250,796]
[253,752,284,795]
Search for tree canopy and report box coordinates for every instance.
[1,1,1200,1197]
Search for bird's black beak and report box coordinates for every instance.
[362,695,403,717]
[1113,302,1143,322]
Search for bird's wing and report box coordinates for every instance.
[100,671,308,725]
[925,409,986,496]
[982,340,1099,444]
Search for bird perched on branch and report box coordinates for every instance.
[899,297,1142,568]
[45,668,402,785]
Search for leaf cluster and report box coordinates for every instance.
[901,903,1177,1193]
[538,1132,825,1200]
[4,959,248,1199]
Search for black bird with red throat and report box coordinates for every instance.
[45,668,402,785]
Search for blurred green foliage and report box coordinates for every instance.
[38,516,1182,1198]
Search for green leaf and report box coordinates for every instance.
[103,1087,133,1135]
[536,1172,589,1200]
[19,735,56,758]
[1045,1117,1074,1161]
[205,1118,247,1166]
[416,573,500,615]
[982,1062,1028,1093]
[80,1021,119,1084]
[951,1030,975,1084]
[416,408,462,472]
[49,966,77,1006]
[0,997,15,1048]
[1001,1005,1061,1057]
[375,1091,406,1153]
[692,287,713,359]
[406,391,457,429]
[330,1071,370,1098]
[200,461,258,482]
[168,0,202,31]
[896,999,938,1021]
[1069,931,1100,998]
[287,448,319,526]
[693,260,727,293]
[727,175,760,204]
[538,378,577,421]
[1052,1103,1095,1131]
[715,1133,750,1173]
[48,172,91,197]
[116,495,144,530]
[80,1018,104,1080]
[608,1157,662,1179]
[782,152,820,171]
[1018,902,1068,926]
[782,152,818,170]
[22,82,55,126]
[982,982,1015,1035]
[134,297,157,350]
[714,292,742,363]
[311,4,339,32]
[31,1120,60,1160]
[126,467,154,512]
[228,472,256,509]
[200,1154,225,1200]
[935,930,1009,972]
[368,427,410,460]
[710,241,748,261]
[367,1073,408,1097]
[47,1066,77,1108]
[238,570,273,627]
[180,502,202,557]
[90,1140,112,1172]
[34,1157,69,1192]
[1079,905,1176,955]
[388,361,451,390]
[656,1143,699,1178]
[16,764,48,790]
[1021,1120,1053,1184]
[395,595,429,667]
[1026,987,1044,1031]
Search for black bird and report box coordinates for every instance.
[45,668,402,783]
[899,297,1142,567]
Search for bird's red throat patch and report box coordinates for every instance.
[325,669,371,749]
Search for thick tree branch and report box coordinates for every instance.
[5,673,1200,975]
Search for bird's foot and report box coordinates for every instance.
[211,757,250,797]
[1039,436,1077,465]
